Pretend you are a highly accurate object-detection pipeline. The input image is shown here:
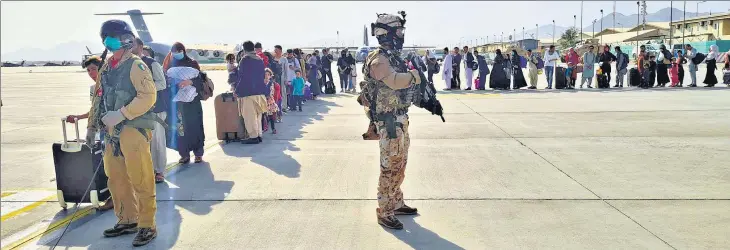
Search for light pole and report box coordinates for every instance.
[636,1,641,51]
[670,0,674,47]
[552,20,555,44]
[683,0,686,47]
[697,1,706,17]
[600,9,604,44]
[581,1,584,42]
[592,19,596,40]
[574,15,577,30]
[522,27,525,42]
[536,24,540,48]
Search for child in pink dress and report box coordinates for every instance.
[669,61,680,87]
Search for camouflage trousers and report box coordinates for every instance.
[376,114,410,218]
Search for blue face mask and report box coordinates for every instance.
[103,37,122,52]
[172,52,184,60]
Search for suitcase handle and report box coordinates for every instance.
[60,117,83,153]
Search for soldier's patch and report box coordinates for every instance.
[137,63,146,71]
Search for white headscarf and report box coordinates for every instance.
[707,45,719,61]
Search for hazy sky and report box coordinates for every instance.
[2,1,729,54]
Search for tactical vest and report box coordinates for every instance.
[363,48,413,115]
[100,57,157,130]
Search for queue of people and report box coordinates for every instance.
[438,43,729,91]
[61,19,730,247]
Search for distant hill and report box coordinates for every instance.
[1,41,104,62]
[580,7,709,31]
[519,7,711,41]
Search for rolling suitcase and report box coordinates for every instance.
[629,68,640,86]
[723,70,730,85]
[597,74,610,88]
[52,118,109,209]
[325,80,336,94]
[214,92,247,143]
[554,66,567,89]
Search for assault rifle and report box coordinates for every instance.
[407,52,445,122]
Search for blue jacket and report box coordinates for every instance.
[453,54,462,67]
[235,53,267,98]
[616,52,629,71]
[477,55,490,74]
[465,52,475,68]
[292,77,305,96]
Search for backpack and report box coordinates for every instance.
[536,57,545,69]
[199,71,215,101]
[692,53,706,65]
[434,62,441,72]
[141,56,171,113]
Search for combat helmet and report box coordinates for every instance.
[371,11,407,50]
[99,19,136,50]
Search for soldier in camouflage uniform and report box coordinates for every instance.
[357,12,422,230]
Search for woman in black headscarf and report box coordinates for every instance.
[511,50,527,89]
[656,44,672,87]
[489,49,510,90]
[164,42,205,164]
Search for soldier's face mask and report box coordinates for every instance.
[373,21,405,51]
[395,27,405,38]
[103,36,122,52]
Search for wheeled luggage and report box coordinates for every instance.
[597,74,610,88]
[554,66,567,89]
[324,80,336,94]
[52,118,109,209]
[214,92,247,142]
[629,68,640,86]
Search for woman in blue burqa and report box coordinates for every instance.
[163,42,206,164]
[489,49,510,90]
[306,52,322,99]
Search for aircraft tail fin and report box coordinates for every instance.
[95,9,162,43]
[363,25,369,47]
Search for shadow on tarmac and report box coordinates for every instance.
[40,162,231,249]
[386,215,465,250]
[220,98,339,178]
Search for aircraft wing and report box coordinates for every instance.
[298,46,359,50]
[403,46,437,49]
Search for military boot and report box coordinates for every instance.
[394,204,418,215]
[378,215,403,230]
[103,223,138,237]
[132,228,157,247]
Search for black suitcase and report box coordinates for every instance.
[325,80,336,94]
[723,70,730,84]
[629,68,640,86]
[597,74,610,88]
[554,67,566,89]
[52,119,109,209]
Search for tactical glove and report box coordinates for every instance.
[101,110,126,128]
[409,69,422,85]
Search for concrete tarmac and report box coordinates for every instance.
[1,63,729,249]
